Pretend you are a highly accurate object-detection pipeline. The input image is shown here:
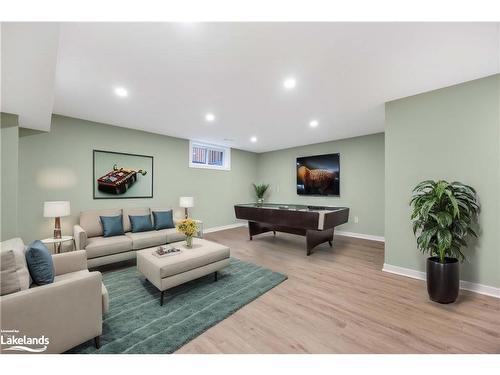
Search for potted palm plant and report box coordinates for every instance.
[410,180,479,303]
[252,183,270,205]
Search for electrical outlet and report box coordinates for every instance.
[354,216,359,224]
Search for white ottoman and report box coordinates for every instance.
[136,238,230,305]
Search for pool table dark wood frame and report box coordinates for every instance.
[234,204,349,255]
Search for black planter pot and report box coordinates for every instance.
[426,257,459,304]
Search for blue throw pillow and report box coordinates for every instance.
[25,240,54,285]
[100,215,124,237]
[129,214,153,233]
[152,210,175,230]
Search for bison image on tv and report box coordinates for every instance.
[296,153,340,196]
[97,164,147,195]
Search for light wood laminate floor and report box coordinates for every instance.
[176,227,499,354]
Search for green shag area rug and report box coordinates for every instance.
[68,258,287,354]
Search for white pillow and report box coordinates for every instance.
[0,238,31,290]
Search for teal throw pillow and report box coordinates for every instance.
[152,210,175,230]
[100,215,125,237]
[25,240,55,285]
[129,214,154,233]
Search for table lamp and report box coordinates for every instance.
[43,201,70,239]
[179,196,194,219]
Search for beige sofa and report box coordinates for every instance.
[74,207,198,268]
[0,238,108,354]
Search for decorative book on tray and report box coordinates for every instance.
[153,246,182,258]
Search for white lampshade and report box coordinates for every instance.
[43,201,70,218]
[179,196,194,208]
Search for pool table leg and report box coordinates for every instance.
[248,221,273,240]
[306,228,334,256]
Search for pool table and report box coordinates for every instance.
[234,203,349,255]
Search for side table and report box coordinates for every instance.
[41,236,76,254]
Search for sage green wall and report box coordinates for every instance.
[385,74,500,288]
[18,115,258,243]
[1,112,19,241]
[16,115,385,243]
[256,133,385,237]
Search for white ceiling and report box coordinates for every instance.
[4,23,500,152]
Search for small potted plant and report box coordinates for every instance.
[252,183,270,205]
[176,218,199,248]
[410,180,479,303]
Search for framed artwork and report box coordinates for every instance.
[93,150,153,199]
[296,153,340,196]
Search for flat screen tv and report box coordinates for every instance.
[296,153,340,196]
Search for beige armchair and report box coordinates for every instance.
[0,238,107,354]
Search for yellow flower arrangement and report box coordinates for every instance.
[176,218,198,237]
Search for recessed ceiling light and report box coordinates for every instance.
[283,77,297,90]
[250,136,258,143]
[309,120,319,128]
[205,113,215,122]
[114,87,128,97]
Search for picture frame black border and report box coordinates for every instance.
[296,152,341,197]
[93,149,154,200]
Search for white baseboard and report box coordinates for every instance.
[383,263,500,299]
[203,222,247,234]
[335,230,385,242]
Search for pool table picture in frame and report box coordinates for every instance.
[93,150,154,199]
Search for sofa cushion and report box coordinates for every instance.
[123,207,150,232]
[125,230,167,250]
[26,240,55,285]
[100,215,125,237]
[80,208,122,237]
[1,250,21,296]
[152,210,175,230]
[129,214,154,233]
[53,269,91,282]
[165,228,186,243]
[85,235,133,259]
[0,237,31,290]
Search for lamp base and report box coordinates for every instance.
[184,208,189,219]
[54,217,62,239]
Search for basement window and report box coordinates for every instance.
[189,141,231,171]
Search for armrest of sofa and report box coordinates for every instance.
[52,250,88,276]
[0,271,103,353]
[73,225,87,250]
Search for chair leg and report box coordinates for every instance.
[94,336,101,349]
[160,290,165,306]
[214,271,218,282]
